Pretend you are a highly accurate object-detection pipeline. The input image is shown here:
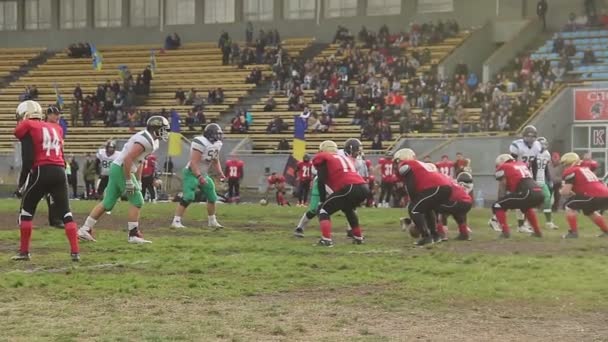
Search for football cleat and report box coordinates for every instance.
[488,217,502,232]
[517,224,534,234]
[128,235,152,244]
[11,252,31,261]
[352,236,364,245]
[209,222,224,230]
[71,253,81,262]
[414,236,434,246]
[455,233,472,241]
[170,222,187,229]
[315,239,334,247]
[562,230,579,239]
[78,228,96,242]
[293,227,304,238]
[545,222,559,230]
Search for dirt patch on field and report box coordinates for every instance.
[1,287,606,341]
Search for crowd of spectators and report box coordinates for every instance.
[66,42,92,58]
[218,28,284,68]
[19,85,39,101]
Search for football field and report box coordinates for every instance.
[0,199,607,341]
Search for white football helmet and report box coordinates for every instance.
[319,140,338,153]
[16,100,43,120]
[495,154,514,166]
[393,148,416,162]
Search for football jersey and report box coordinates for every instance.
[397,159,452,194]
[142,155,156,177]
[495,161,536,193]
[96,148,120,176]
[378,158,397,183]
[187,136,223,173]
[449,180,473,203]
[113,130,159,173]
[535,150,551,184]
[436,160,455,178]
[225,159,244,180]
[581,159,599,172]
[509,139,542,169]
[312,152,365,192]
[354,156,369,179]
[268,175,286,185]
[14,119,64,168]
[296,161,313,181]
[563,165,608,197]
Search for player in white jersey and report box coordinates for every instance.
[96,140,120,198]
[171,123,226,229]
[78,116,168,244]
[489,125,542,233]
[536,137,558,229]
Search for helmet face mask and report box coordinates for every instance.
[344,138,362,157]
[204,123,224,143]
[106,140,116,155]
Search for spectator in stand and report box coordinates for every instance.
[585,0,598,25]
[246,68,262,85]
[537,0,548,31]
[553,35,565,54]
[70,101,79,127]
[185,88,196,105]
[142,66,152,95]
[454,61,468,80]
[277,139,290,151]
[73,84,83,101]
[371,134,383,150]
[267,115,287,134]
[231,111,248,133]
[263,96,277,111]
[245,22,254,45]
[336,98,349,118]
[66,43,91,58]
[582,48,598,65]
[164,32,181,50]
[564,40,577,57]
[175,87,185,105]
[83,153,97,199]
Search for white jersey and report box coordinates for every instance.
[96,148,120,176]
[113,130,159,173]
[535,150,551,184]
[509,139,542,169]
[338,149,368,178]
[186,136,223,173]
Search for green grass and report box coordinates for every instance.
[0,199,607,341]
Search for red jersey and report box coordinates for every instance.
[580,159,598,172]
[378,158,397,183]
[225,159,244,180]
[398,160,452,193]
[449,180,472,203]
[14,119,64,168]
[563,165,608,197]
[454,159,467,174]
[436,160,455,178]
[296,161,313,181]
[495,161,536,193]
[142,155,156,177]
[312,152,365,192]
[268,174,286,186]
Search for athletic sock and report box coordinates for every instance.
[458,223,469,236]
[64,222,79,254]
[495,210,509,234]
[319,220,332,240]
[351,226,362,238]
[172,215,181,223]
[591,213,608,233]
[525,209,541,234]
[19,220,33,253]
[208,215,217,224]
[82,216,97,230]
[297,212,311,230]
[544,211,552,223]
[566,211,578,232]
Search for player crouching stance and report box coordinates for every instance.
[436,172,474,241]
[560,152,608,238]
[78,116,169,243]
[394,148,452,246]
[493,154,544,238]
[313,141,369,247]
[171,123,226,229]
[13,102,80,261]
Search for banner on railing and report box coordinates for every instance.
[574,89,608,121]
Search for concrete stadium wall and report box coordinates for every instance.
[438,21,495,79]
[482,19,543,83]
[0,0,535,49]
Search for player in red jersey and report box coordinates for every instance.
[267,172,288,206]
[436,155,455,178]
[492,154,544,238]
[312,140,369,246]
[141,154,157,202]
[560,152,608,239]
[377,151,397,207]
[364,159,376,207]
[224,156,244,203]
[295,154,313,206]
[393,148,453,246]
[435,172,473,241]
[580,152,599,173]
[12,102,80,261]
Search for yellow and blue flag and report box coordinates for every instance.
[168,110,182,156]
[90,44,103,71]
[283,115,308,185]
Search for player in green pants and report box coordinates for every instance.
[293,177,320,237]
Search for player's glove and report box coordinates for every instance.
[125,179,135,195]
[197,175,207,185]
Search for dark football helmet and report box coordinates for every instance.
[343,138,362,157]
[146,116,170,141]
[522,125,538,146]
[204,123,224,143]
